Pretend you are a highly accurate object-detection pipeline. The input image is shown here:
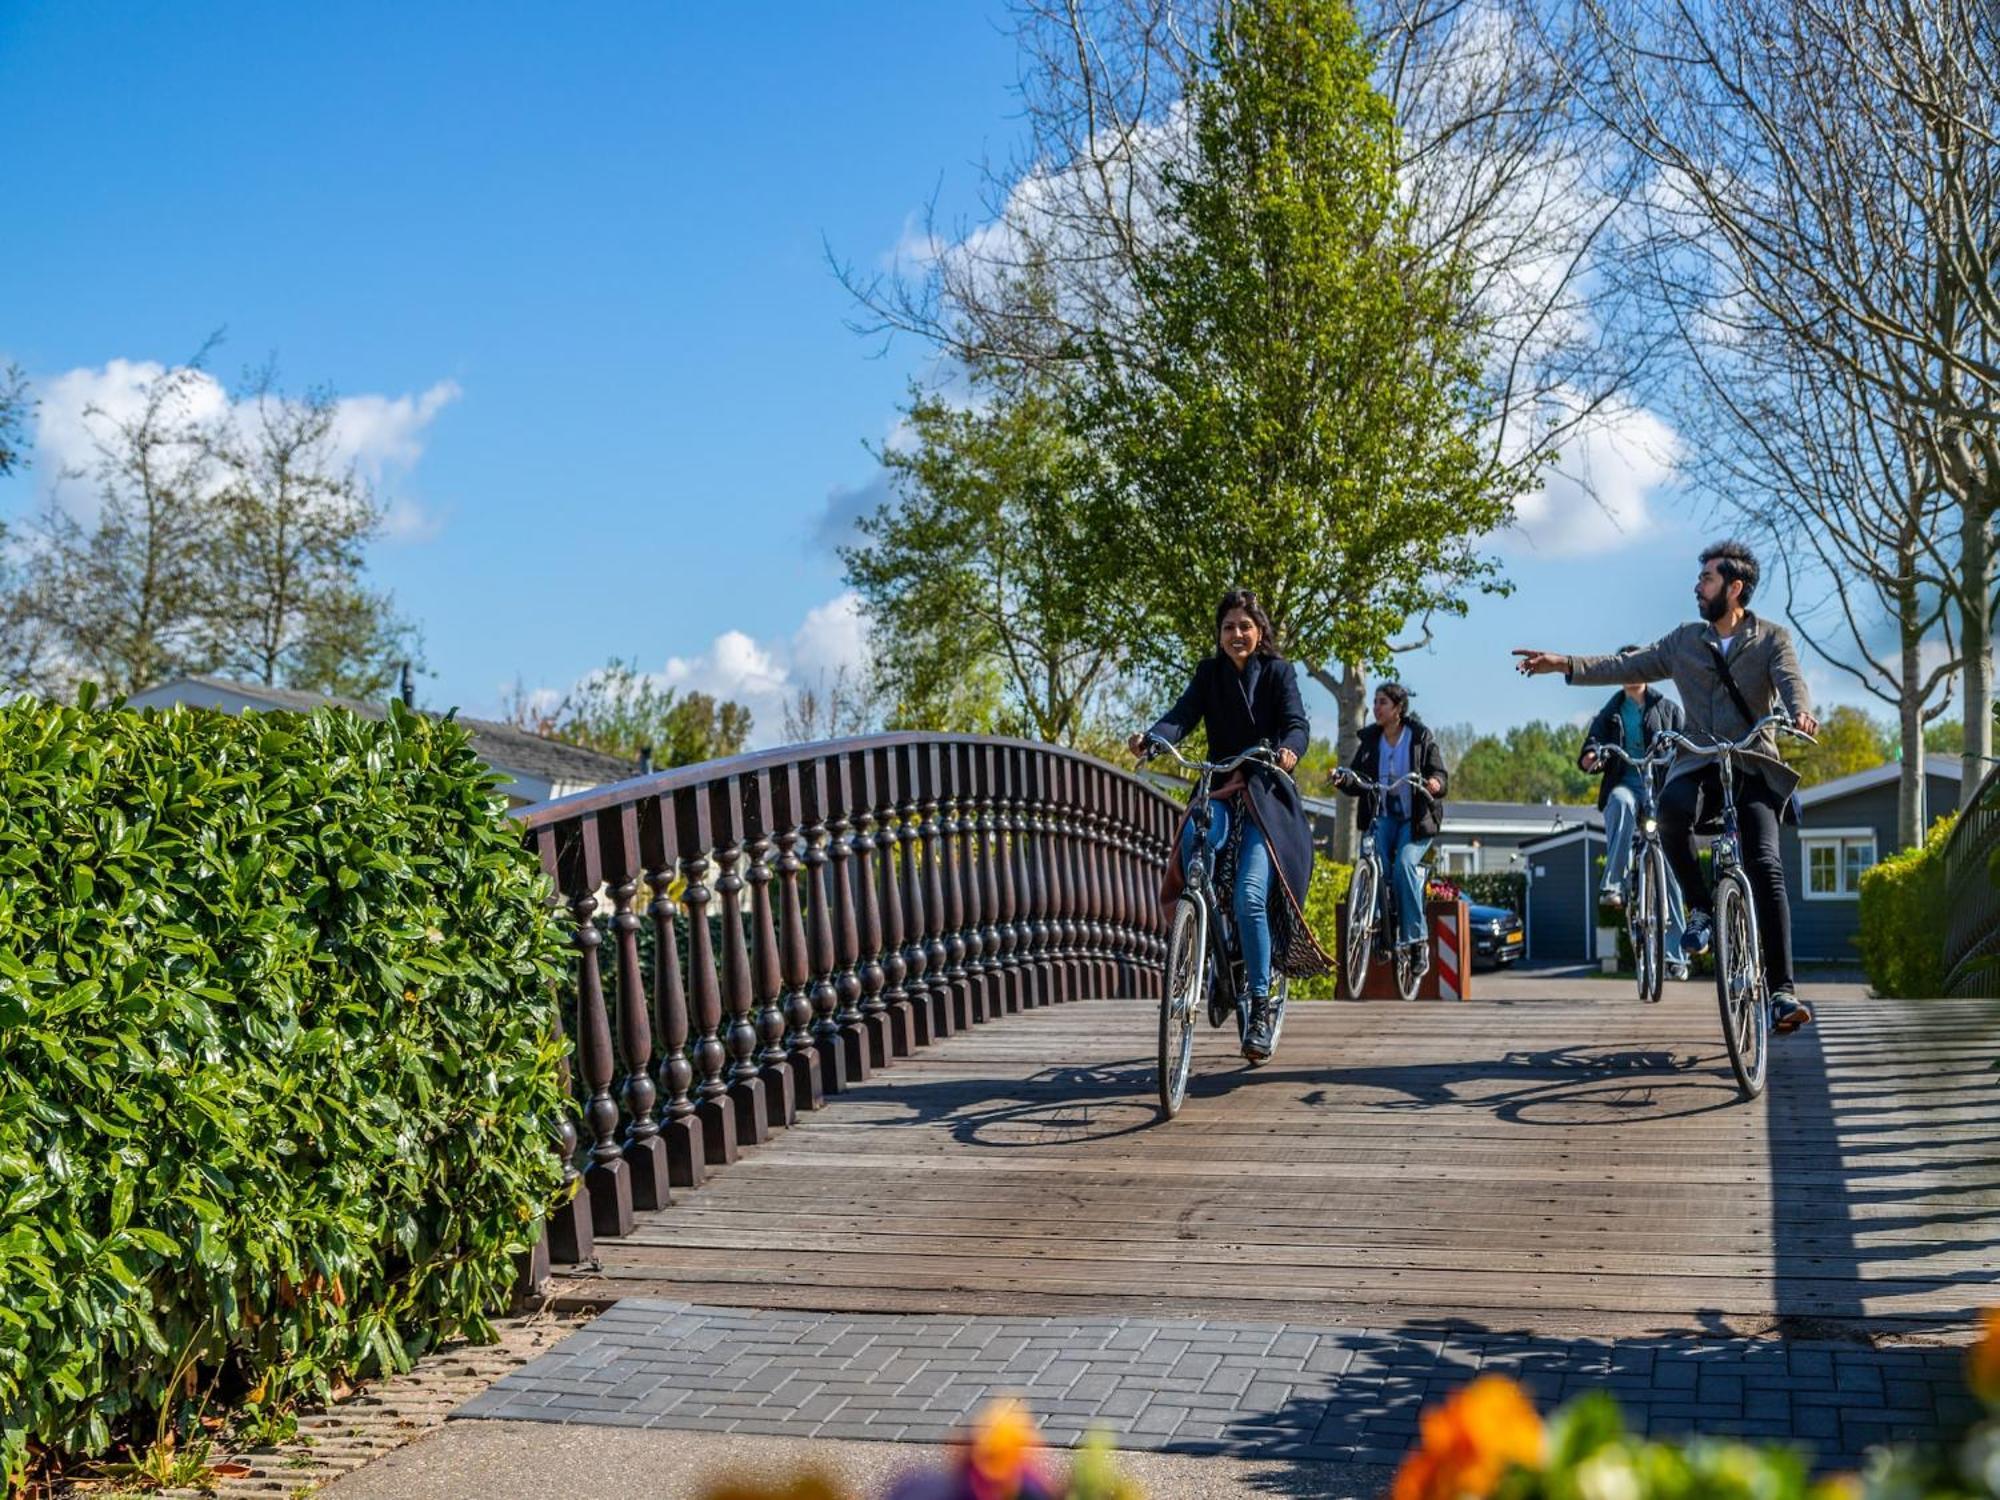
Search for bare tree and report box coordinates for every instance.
[781,666,882,743]
[0,363,30,479]
[25,360,220,698]
[1580,0,1999,807]
[202,365,415,698]
[1675,312,1960,843]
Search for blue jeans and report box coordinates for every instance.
[1602,783,1686,964]
[1369,814,1432,947]
[1179,802,1274,999]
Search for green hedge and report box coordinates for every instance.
[1857,813,1958,998]
[1453,871,1525,914]
[0,695,567,1487]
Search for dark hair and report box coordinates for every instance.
[1700,539,1759,606]
[1214,589,1279,659]
[1374,682,1411,718]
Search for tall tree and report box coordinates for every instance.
[1584,0,1998,806]
[844,364,1131,744]
[1079,0,1533,693]
[0,363,29,478]
[202,367,419,699]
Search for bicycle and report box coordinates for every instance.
[1138,735,1293,1118]
[1651,711,1815,1099]
[1333,771,1436,1002]
[1583,736,1682,1004]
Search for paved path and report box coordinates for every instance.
[455,1299,1980,1469]
[433,976,1999,1481]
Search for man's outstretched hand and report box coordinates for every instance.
[1512,649,1566,677]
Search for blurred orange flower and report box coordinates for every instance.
[1392,1376,1545,1500]
[1970,1307,2000,1404]
[969,1398,1042,1500]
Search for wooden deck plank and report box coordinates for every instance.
[561,976,2000,1342]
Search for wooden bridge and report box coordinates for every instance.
[519,735,2000,1349]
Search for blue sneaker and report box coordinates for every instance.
[1682,910,1713,958]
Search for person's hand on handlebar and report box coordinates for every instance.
[1128,731,1157,762]
[1274,746,1298,774]
[1580,744,1603,774]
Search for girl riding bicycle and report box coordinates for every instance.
[1329,684,1450,977]
[1127,588,1328,1062]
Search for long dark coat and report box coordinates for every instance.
[1146,653,1329,977]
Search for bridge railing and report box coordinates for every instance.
[513,733,1181,1265]
[1942,761,2000,998]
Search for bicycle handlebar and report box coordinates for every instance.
[1138,734,1292,782]
[1331,768,1438,805]
[1655,711,1818,760]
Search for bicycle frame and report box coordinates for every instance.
[1338,770,1434,999]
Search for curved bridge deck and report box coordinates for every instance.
[562,977,2000,1343]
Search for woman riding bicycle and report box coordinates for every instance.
[1328,684,1450,977]
[1126,588,1326,1062]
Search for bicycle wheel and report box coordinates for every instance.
[1158,899,1206,1117]
[1713,873,1768,1098]
[1395,940,1422,1001]
[1343,859,1378,1000]
[1632,846,1665,1004]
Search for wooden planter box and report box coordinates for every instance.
[1335,896,1472,1000]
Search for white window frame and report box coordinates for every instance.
[1435,843,1479,875]
[1800,827,1877,901]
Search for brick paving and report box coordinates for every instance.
[452,1299,1978,1469]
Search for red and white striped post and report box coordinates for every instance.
[1433,909,1463,1001]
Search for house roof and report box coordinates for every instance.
[136,676,637,789]
[1797,754,1962,808]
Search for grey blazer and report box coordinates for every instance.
[1564,614,1812,800]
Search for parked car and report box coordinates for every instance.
[1469,902,1525,969]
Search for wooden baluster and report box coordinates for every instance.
[677,785,740,1167]
[642,795,704,1188]
[533,828,593,1265]
[895,743,935,1047]
[976,745,1009,1014]
[1116,776,1143,992]
[872,746,915,1058]
[953,743,989,1023]
[1010,747,1042,1008]
[921,743,959,1034]
[600,805,669,1211]
[1076,764,1102,997]
[993,746,1022,1013]
[801,757,852,1095]
[1048,758,1076,1002]
[1024,751,1055,1006]
[771,764,826,1111]
[558,816,635,1238]
[936,745,972,1028]
[710,777,771,1147]
[1087,766,1113,996]
[848,749,893,1068]
[825,755,873,1083]
[745,771,797,1131]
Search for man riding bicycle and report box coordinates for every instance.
[1579,655,1689,981]
[1128,588,1327,1062]
[1514,539,1821,1034]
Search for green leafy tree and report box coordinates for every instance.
[845,364,1129,744]
[1781,703,1891,790]
[1078,0,1534,694]
[1449,721,1597,805]
[0,362,29,478]
[507,659,751,768]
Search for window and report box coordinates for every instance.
[1436,845,1479,875]
[1802,832,1876,899]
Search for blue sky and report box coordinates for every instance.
[0,2,1860,745]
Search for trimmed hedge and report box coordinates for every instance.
[1455,871,1525,915]
[0,695,567,1487]
[1857,812,1958,998]
[1295,859,1353,998]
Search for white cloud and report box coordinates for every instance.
[547,591,875,749]
[1503,395,1680,557]
[29,359,458,542]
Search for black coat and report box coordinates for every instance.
[1578,689,1684,811]
[1340,717,1451,839]
[1147,653,1323,973]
